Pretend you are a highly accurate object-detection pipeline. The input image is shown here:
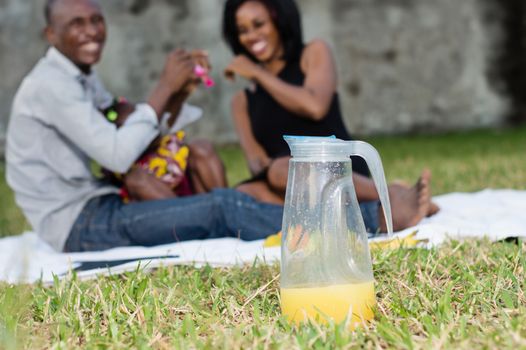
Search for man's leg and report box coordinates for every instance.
[120,188,283,245]
[64,194,133,252]
[65,190,283,252]
[118,191,222,246]
[209,188,284,240]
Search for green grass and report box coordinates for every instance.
[1,126,526,349]
[370,126,526,193]
[0,163,30,237]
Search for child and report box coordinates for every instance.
[101,67,225,201]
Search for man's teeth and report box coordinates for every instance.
[83,43,100,51]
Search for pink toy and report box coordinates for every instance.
[194,64,215,88]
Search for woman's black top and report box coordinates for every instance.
[245,59,369,176]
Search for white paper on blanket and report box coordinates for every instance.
[1,189,525,285]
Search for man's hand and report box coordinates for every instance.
[112,101,135,127]
[159,49,196,93]
[148,49,197,119]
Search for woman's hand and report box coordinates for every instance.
[191,50,211,72]
[225,55,262,80]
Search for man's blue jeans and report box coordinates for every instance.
[64,189,380,252]
[64,189,284,252]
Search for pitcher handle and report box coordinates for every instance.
[321,177,374,282]
[346,141,393,235]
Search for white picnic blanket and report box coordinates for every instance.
[1,189,525,284]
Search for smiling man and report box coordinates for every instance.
[5,0,283,252]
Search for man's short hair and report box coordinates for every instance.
[44,0,58,25]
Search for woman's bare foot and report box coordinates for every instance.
[390,176,439,217]
[428,202,440,217]
[379,169,432,232]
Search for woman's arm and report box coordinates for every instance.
[225,39,337,121]
[231,90,271,176]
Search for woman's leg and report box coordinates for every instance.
[236,180,284,205]
[266,157,290,194]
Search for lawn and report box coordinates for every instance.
[1,126,525,349]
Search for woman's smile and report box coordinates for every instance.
[250,40,268,56]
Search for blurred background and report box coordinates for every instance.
[1,0,525,154]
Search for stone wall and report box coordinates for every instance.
[330,0,506,134]
[0,0,510,154]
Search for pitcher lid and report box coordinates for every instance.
[284,135,352,160]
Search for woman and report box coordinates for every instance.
[222,0,438,231]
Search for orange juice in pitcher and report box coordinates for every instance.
[281,281,375,328]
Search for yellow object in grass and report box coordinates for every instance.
[263,231,425,250]
[368,231,426,250]
[263,232,282,247]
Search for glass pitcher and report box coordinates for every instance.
[280,136,393,328]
